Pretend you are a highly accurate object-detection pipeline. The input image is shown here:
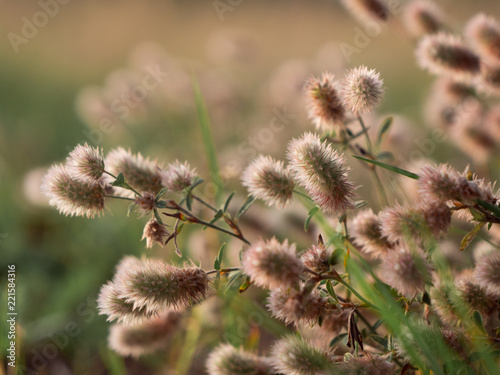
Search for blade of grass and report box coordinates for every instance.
[192,78,224,204]
[352,155,419,180]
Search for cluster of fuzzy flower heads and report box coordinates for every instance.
[43,144,198,218]
[97,256,208,324]
[207,336,395,375]
[242,133,358,215]
[305,67,384,132]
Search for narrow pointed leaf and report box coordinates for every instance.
[236,195,256,218]
[352,155,419,179]
[460,222,485,251]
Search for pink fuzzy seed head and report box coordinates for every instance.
[242,237,303,290]
[241,155,295,208]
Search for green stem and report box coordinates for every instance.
[191,194,218,213]
[357,115,389,206]
[293,189,315,203]
[104,195,135,201]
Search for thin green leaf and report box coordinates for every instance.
[305,206,319,231]
[472,310,486,333]
[372,319,383,331]
[209,210,224,224]
[236,195,256,218]
[460,222,485,251]
[354,200,368,209]
[330,333,348,347]
[370,335,388,349]
[192,78,224,204]
[224,192,235,212]
[214,243,226,270]
[476,199,500,218]
[376,116,393,146]
[127,203,136,217]
[156,187,169,200]
[326,280,340,304]
[186,193,193,211]
[352,155,419,179]
[189,177,204,190]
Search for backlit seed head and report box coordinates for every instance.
[456,271,499,316]
[381,246,432,297]
[418,200,452,239]
[135,191,157,216]
[337,355,396,374]
[142,218,169,248]
[430,277,462,324]
[287,132,357,214]
[97,282,156,324]
[305,73,346,131]
[403,0,446,38]
[105,147,164,196]
[341,66,384,113]
[477,63,500,96]
[108,310,181,357]
[241,155,295,208]
[162,160,197,191]
[350,209,392,258]
[114,256,208,313]
[340,0,390,25]
[417,163,462,203]
[206,344,275,375]
[416,32,481,81]
[267,288,328,326]
[66,143,105,181]
[271,335,331,375]
[465,14,500,67]
[379,204,431,246]
[242,238,303,289]
[42,163,105,218]
[474,252,500,296]
[425,78,477,128]
[451,104,497,165]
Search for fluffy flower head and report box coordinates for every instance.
[42,163,105,218]
[242,238,303,289]
[381,246,432,297]
[241,155,295,208]
[206,344,275,375]
[341,66,384,113]
[305,73,345,130]
[162,160,197,191]
[66,143,105,181]
[287,132,357,214]
[416,32,481,81]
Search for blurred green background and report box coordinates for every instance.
[1,0,500,374]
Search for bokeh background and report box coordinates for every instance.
[1,0,500,374]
